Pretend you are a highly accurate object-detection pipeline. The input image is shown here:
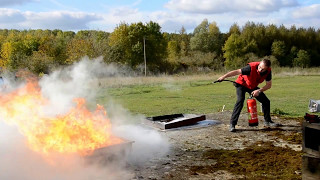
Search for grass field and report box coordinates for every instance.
[96,71,320,118]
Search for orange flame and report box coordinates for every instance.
[0,79,123,155]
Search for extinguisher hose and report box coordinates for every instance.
[213,79,237,84]
[213,80,254,98]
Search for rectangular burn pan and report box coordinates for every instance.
[86,138,134,166]
[144,114,206,130]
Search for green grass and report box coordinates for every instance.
[96,74,320,117]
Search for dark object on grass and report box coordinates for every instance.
[304,113,320,123]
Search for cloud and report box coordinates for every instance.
[96,7,144,31]
[0,0,318,34]
[0,0,34,7]
[132,0,143,7]
[165,0,298,14]
[0,8,25,23]
[292,4,320,18]
[0,9,102,30]
[111,7,139,17]
[24,11,101,30]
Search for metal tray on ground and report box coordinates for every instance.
[86,137,134,166]
[143,113,206,130]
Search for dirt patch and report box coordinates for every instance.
[189,141,302,180]
[132,112,304,180]
[268,131,302,144]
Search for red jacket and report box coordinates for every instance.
[235,62,271,90]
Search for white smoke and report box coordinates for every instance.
[0,121,133,180]
[106,102,170,165]
[162,77,182,92]
[0,57,170,180]
[38,57,119,116]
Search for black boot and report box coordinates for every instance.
[229,124,236,132]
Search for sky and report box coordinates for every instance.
[0,0,319,33]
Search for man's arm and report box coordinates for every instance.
[252,80,272,97]
[217,69,241,81]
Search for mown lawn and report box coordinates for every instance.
[96,75,320,118]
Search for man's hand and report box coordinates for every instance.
[252,81,271,97]
[217,76,225,82]
[251,89,261,97]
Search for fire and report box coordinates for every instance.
[0,78,123,155]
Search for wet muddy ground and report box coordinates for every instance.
[131,111,303,180]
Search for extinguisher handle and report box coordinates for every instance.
[249,94,254,99]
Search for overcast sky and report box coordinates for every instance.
[0,0,319,33]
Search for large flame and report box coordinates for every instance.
[0,78,123,155]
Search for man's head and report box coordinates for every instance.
[258,59,271,73]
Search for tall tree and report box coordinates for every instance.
[223,34,246,69]
[107,21,166,71]
[228,23,241,35]
[190,19,223,54]
[179,26,190,57]
[293,50,310,68]
[271,40,286,66]
[107,23,130,65]
[66,39,94,64]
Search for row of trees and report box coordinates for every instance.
[0,19,319,75]
[222,22,320,69]
[0,29,110,74]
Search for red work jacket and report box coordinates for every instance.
[235,62,271,90]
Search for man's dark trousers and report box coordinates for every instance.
[230,83,271,126]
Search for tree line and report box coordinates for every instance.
[0,19,319,75]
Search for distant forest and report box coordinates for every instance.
[0,19,319,75]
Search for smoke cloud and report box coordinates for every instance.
[0,57,170,180]
[0,122,133,180]
[106,102,170,165]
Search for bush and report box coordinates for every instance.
[293,50,310,68]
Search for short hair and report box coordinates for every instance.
[261,59,271,67]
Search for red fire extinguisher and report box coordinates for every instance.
[247,95,258,126]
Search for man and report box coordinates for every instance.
[217,59,279,132]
